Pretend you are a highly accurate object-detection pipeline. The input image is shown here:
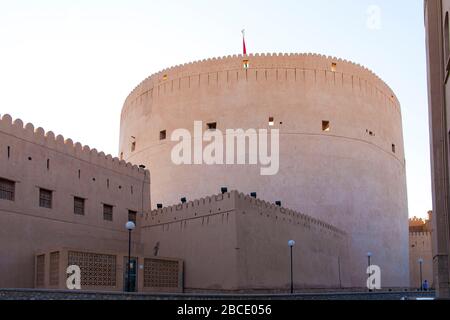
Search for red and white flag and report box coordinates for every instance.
[242,29,247,55]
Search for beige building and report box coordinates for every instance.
[409,212,433,289]
[120,53,409,288]
[424,0,450,298]
[0,114,183,292]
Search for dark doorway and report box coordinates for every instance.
[124,257,138,292]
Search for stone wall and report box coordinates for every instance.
[141,191,350,292]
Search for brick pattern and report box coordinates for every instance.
[49,252,60,286]
[68,251,116,287]
[36,255,45,287]
[144,259,179,288]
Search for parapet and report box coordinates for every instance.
[409,216,426,226]
[0,114,149,180]
[143,190,346,238]
[409,231,432,237]
[123,53,400,115]
[234,191,346,236]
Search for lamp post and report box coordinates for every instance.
[418,258,424,291]
[367,252,372,292]
[367,252,372,269]
[288,240,296,294]
[125,221,136,292]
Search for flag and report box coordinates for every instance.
[242,29,247,55]
[242,29,249,69]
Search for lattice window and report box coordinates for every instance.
[74,197,85,215]
[68,251,117,287]
[39,188,52,208]
[36,254,45,287]
[144,259,179,288]
[128,210,137,225]
[49,251,60,286]
[103,204,113,221]
[0,177,15,201]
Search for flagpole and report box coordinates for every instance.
[242,29,247,55]
[241,29,249,70]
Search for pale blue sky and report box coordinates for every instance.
[0,0,430,218]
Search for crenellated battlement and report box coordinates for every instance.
[123,53,400,116]
[0,114,149,179]
[409,232,432,237]
[142,190,346,237]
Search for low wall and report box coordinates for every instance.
[141,191,350,291]
[34,247,183,293]
[0,289,436,300]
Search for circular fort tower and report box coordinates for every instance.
[119,53,409,288]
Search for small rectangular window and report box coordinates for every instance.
[331,63,337,72]
[131,141,136,152]
[322,121,331,132]
[160,130,167,140]
[39,188,52,209]
[103,204,113,221]
[392,144,396,153]
[269,117,275,126]
[128,210,137,225]
[0,178,15,201]
[207,122,217,131]
[7,146,10,159]
[74,197,85,215]
[47,159,50,170]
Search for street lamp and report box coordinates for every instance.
[418,258,424,291]
[126,221,136,292]
[288,240,296,294]
[367,252,373,292]
[367,252,372,269]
